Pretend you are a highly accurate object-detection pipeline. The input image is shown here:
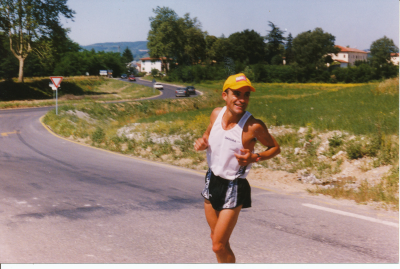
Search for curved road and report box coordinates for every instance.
[0,81,398,263]
[123,78,197,100]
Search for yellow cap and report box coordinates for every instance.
[223,73,255,92]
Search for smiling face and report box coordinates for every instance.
[222,87,251,115]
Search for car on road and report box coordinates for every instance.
[185,86,196,95]
[128,75,136,81]
[154,82,163,90]
[121,74,127,79]
[175,87,189,97]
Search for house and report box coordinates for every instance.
[329,45,368,68]
[391,53,399,65]
[139,57,169,74]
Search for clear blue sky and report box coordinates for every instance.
[62,0,399,50]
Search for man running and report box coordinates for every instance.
[194,73,281,263]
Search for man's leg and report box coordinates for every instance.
[204,200,218,240]
[204,200,242,263]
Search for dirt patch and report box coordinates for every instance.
[247,168,317,193]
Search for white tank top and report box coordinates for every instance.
[206,106,253,180]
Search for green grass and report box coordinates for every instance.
[194,81,398,135]
[0,76,156,109]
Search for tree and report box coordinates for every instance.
[121,47,134,64]
[0,0,75,82]
[0,31,18,79]
[29,30,80,76]
[227,29,265,64]
[205,34,217,63]
[147,6,206,72]
[370,36,399,68]
[285,33,294,65]
[178,13,206,65]
[208,35,231,63]
[265,21,285,64]
[54,50,125,77]
[292,28,340,68]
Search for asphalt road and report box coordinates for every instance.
[121,77,197,100]
[0,83,398,263]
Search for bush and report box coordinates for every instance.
[346,141,363,159]
[91,126,105,144]
[136,72,146,77]
[328,133,343,147]
[151,68,159,77]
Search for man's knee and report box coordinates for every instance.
[212,242,227,255]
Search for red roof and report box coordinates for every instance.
[391,53,399,57]
[336,45,367,54]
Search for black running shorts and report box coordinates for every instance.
[201,169,251,211]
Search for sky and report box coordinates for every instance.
[61,0,399,50]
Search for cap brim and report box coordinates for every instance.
[231,85,255,92]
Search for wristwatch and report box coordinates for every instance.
[255,153,261,162]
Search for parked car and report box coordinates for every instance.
[154,82,163,90]
[128,75,136,81]
[121,74,127,79]
[185,86,196,95]
[175,87,189,97]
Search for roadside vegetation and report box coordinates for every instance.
[42,77,399,210]
[0,76,155,109]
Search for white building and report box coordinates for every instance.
[329,45,368,68]
[140,57,169,74]
[391,53,399,65]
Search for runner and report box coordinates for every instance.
[194,73,281,263]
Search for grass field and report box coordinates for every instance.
[0,76,156,109]
[39,77,400,209]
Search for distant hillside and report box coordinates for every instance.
[81,41,149,61]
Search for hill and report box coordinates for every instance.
[81,41,149,61]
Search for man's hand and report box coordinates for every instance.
[234,149,258,166]
[194,137,209,151]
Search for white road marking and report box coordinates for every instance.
[303,203,399,228]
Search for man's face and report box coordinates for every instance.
[222,87,251,115]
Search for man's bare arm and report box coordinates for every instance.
[194,107,221,151]
[234,119,280,165]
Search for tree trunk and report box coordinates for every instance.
[18,57,25,83]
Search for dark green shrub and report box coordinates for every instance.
[328,133,343,147]
[346,141,363,159]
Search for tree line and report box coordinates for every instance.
[0,0,137,82]
[147,6,399,83]
[0,2,398,83]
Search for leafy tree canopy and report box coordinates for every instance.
[292,28,340,68]
[207,35,231,63]
[227,29,265,64]
[0,0,75,82]
[370,36,399,68]
[147,6,206,71]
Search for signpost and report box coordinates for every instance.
[49,77,63,115]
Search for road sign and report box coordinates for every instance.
[50,76,63,88]
[49,82,57,91]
